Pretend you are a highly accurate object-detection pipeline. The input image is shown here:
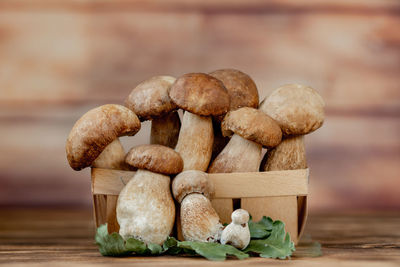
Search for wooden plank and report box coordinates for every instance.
[1,208,400,266]
[91,168,309,197]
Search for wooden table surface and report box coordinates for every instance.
[0,208,399,266]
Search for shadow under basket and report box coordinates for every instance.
[91,168,309,245]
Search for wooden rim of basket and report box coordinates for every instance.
[90,167,309,239]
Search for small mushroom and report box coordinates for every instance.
[220,209,250,250]
[169,73,230,171]
[125,76,181,149]
[66,104,141,171]
[209,69,259,160]
[208,107,282,173]
[172,170,223,242]
[117,144,183,245]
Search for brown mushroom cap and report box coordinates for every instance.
[125,144,183,175]
[209,69,259,112]
[260,84,325,135]
[172,170,214,203]
[169,73,230,116]
[66,104,141,171]
[125,76,177,121]
[221,107,282,148]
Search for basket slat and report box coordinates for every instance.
[91,168,308,198]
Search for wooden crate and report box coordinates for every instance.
[91,168,309,244]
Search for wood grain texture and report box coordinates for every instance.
[0,0,399,211]
[0,208,399,266]
[91,168,309,197]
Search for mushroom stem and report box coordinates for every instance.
[150,111,181,149]
[181,193,223,242]
[175,111,213,171]
[208,134,262,173]
[208,134,262,223]
[255,135,306,244]
[117,169,175,245]
[92,139,129,170]
[261,135,307,171]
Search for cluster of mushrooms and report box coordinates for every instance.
[66,69,325,250]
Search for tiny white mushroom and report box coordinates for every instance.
[220,209,251,250]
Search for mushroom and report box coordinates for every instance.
[66,104,141,171]
[260,84,325,170]
[169,73,230,171]
[208,107,282,222]
[117,144,183,245]
[125,76,180,148]
[260,84,325,136]
[172,170,223,242]
[220,209,250,250]
[258,84,324,241]
[209,69,259,160]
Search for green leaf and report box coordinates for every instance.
[245,220,295,259]
[248,216,274,239]
[125,238,147,254]
[95,224,130,256]
[178,241,249,261]
[95,224,170,256]
[163,237,182,255]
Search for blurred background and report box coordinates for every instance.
[0,0,399,213]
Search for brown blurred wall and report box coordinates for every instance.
[0,0,399,211]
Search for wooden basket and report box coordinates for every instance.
[91,168,309,244]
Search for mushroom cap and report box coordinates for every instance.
[66,104,141,171]
[260,84,325,135]
[221,107,282,148]
[125,144,183,175]
[125,76,177,121]
[169,73,230,116]
[209,69,259,113]
[172,170,214,203]
[231,209,250,225]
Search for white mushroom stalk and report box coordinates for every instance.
[92,139,128,170]
[175,112,213,171]
[261,135,307,171]
[117,144,183,245]
[208,134,262,173]
[117,169,175,245]
[208,107,282,173]
[169,73,230,171]
[172,170,223,242]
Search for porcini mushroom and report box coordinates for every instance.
[220,209,250,250]
[66,104,141,171]
[117,144,183,245]
[125,76,180,148]
[209,69,259,160]
[258,84,325,242]
[172,170,223,242]
[169,73,230,171]
[208,107,282,222]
